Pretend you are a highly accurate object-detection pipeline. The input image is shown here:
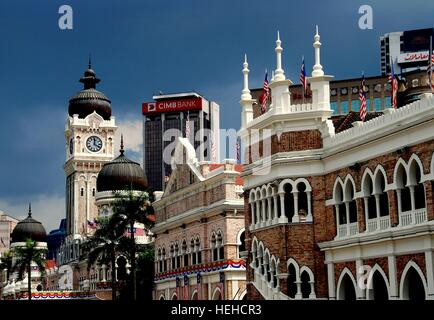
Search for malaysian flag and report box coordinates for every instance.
[300,56,308,98]
[236,137,241,163]
[259,71,270,114]
[359,74,367,121]
[388,59,398,109]
[428,36,433,92]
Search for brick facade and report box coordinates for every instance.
[152,154,246,300]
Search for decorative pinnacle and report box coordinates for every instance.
[276,30,282,49]
[314,25,320,44]
[120,134,125,155]
[241,54,252,100]
[274,30,285,81]
[28,203,32,217]
[312,25,324,77]
[243,54,248,69]
[88,54,92,69]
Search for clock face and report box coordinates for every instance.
[86,136,103,152]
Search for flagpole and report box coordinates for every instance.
[302,56,305,104]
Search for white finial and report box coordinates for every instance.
[241,54,252,100]
[274,30,285,81]
[315,25,318,36]
[312,25,324,77]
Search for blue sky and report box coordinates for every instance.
[0,0,433,231]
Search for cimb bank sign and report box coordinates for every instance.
[142,97,204,114]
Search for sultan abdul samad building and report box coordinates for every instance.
[240,28,434,300]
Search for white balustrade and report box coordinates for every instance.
[337,225,347,238]
[348,222,359,236]
[366,216,390,232]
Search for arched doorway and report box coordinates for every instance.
[367,271,389,300]
[300,271,311,298]
[401,266,426,300]
[116,256,127,281]
[212,288,222,300]
[337,272,356,300]
[191,291,198,300]
[287,263,297,298]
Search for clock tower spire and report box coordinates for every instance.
[64,60,117,238]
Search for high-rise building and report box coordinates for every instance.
[142,92,220,192]
[380,28,434,75]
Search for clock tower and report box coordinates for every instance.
[64,61,117,238]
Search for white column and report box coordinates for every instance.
[267,197,272,224]
[334,205,340,237]
[278,192,288,223]
[261,199,266,227]
[101,264,107,282]
[409,185,416,211]
[250,203,256,227]
[292,191,299,223]
[374,194,381,219]
[425,250,434,299]
[309,281,316,299]
[345,202,350,235]
[256,201,261,228]
[355,259,365,299]
[327,263,336,299]
[295,281,302,299]
[363,197,370,231]
[306,192,313,222]
[273,195,278,224]
[388,255,398,299]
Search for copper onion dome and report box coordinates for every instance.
[68,58,112,120]
[11,204,47,243]
[96,136,148,192]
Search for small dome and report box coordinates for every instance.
[97,136,148,192]
[84,68,96,77]
[68,61,112,120]
[11,205,47,243]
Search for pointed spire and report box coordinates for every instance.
[274,30,285,81]
[241,54,252,100]
[312,25,324,77]
[28,203,32,217]
[120,134,125,155]
[80,56,100,89]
